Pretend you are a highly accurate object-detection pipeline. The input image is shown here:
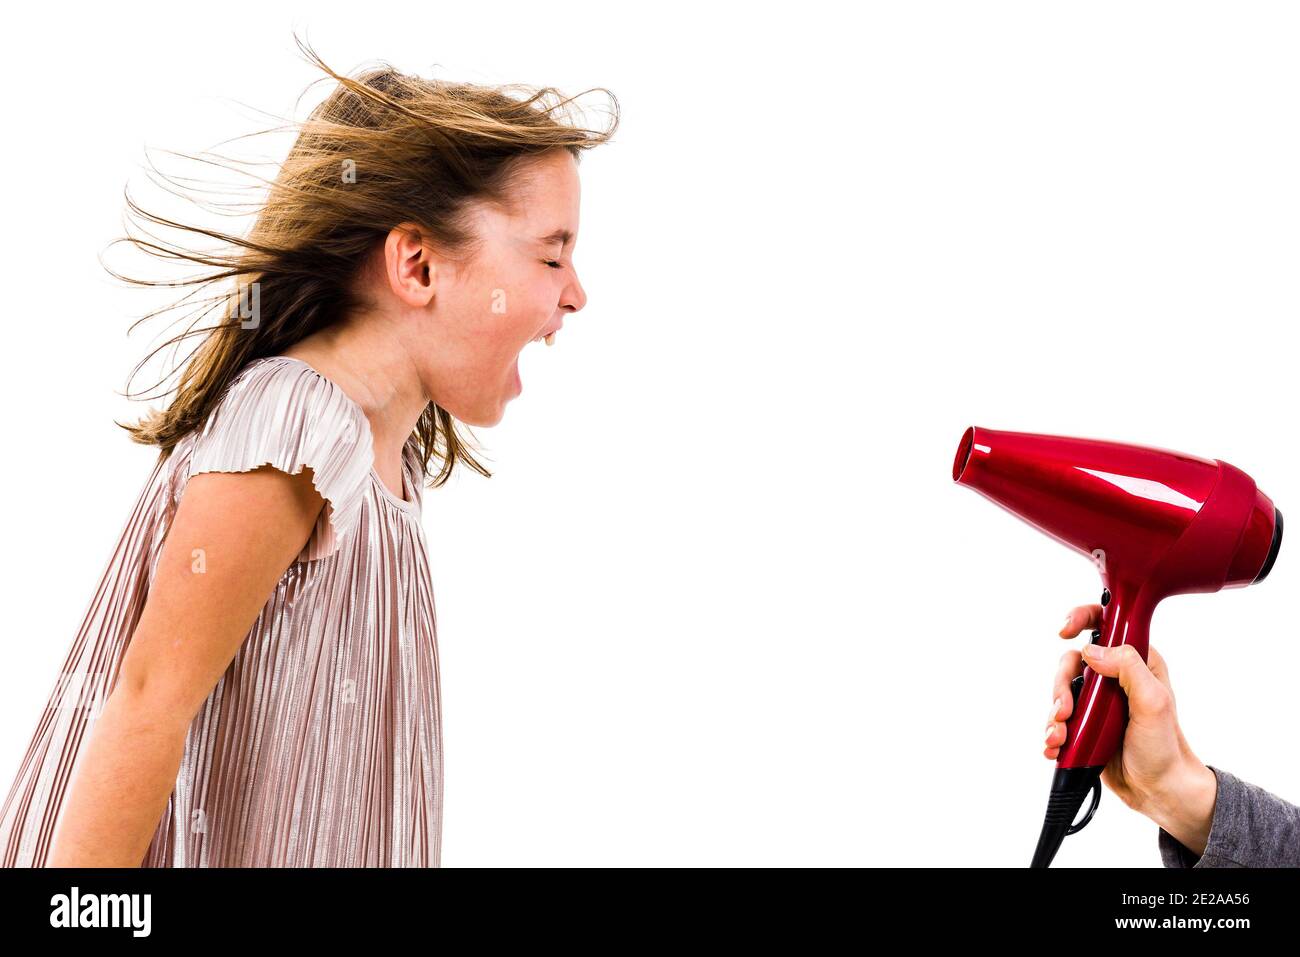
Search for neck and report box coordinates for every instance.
[278,317,429,464]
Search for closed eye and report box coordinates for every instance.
[543,259,564,269]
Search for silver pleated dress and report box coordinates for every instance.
[0,356,443,867]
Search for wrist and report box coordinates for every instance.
[1142,755,1217,858]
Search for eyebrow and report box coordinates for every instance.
[538,229,573,246]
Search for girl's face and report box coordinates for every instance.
[415,149,587,426]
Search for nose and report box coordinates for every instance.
[562,266,588,314]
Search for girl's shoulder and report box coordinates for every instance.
[171,356,377,563]
[199,355,371,445]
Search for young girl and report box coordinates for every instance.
[0,42,617,868]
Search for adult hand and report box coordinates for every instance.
[1046,604,1217,853]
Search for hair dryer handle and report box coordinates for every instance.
[1032,587,1151,866]
[1057,582,1152,770]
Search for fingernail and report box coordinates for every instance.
[1083,643,1104,660]
[1049,697,1060,721]
[1062,615,1073,630]
[1045,723,1055,742]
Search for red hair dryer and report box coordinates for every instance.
[952,426,1283,867]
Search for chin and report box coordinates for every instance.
[456,405,506,428]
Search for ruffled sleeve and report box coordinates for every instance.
[179,356,375,563]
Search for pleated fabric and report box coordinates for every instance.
[0,356,442,867]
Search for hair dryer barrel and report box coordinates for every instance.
[952,426,1282,595]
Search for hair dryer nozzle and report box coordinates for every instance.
[952,426,976,483]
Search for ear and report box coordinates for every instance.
[384,222,439,307]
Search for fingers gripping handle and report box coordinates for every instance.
[1058,581,1151,770]
[1058,674,1103,837]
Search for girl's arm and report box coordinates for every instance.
[46,464,327,867]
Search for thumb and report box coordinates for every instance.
[1080,643,1167,716]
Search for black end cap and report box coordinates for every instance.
[1254,507,1284,584]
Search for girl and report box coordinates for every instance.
[0,40,617,867]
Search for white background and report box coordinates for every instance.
[1,1,1296,867]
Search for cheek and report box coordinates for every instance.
[454,268,551,361]
[500,287,552,341]
[471,312,533,369]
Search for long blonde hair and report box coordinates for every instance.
[113,35,618,487]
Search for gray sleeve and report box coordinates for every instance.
[1158,765,1300,867]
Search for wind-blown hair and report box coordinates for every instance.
[113,35,618,487]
